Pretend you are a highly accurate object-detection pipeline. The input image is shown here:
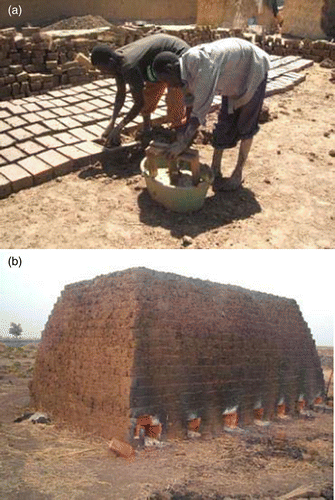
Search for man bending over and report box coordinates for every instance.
[152,38,270,191]
[90,34,190,147]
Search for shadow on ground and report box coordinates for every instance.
[75,141,262,239]
[78,144,144,181]
[137,186,262,239]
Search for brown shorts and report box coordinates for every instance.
[141,81,186,129]
[212,76,267,149]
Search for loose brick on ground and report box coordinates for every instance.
[86,90,106,98]
[22,102,42,113]
[98,108,114,117]
[0,163,34,191]
[71,114,96,125]
[56,144,88,168]
[4,115,28,128]
[0,173,12,198]
[96,88,112,95]
[75,141,105,163]
[0,121,11,133]
[36,100,55,110]
[59,87,78,96]
[0,133,16,149]
[82,83,98,91]
[94,80,109,87]
[8,127,33,142]
[35,135,64,149]
[3,102,26,115]
[75,101,96,113]
[0,110,11,119]
[89,98,110,108]
[0,146,26,162]
[84,124,105,136]
[53,132,80,145]
[85,111,107,122]
[65,105,85,115]
[37,110,58,120]
[51,98,70,107]
[52,108,71,117]
[43,119,68,132]
[37,149,73,176]
[18,155,53,185]
[98,95,115,105]
[47,90,67,97]
[25,94,50,102]
[56,116,82,129]
[21,112,43,124]
[70,127,97,141]
[76,92,92,101]
[16,140,45,155]
[24,123,50,136]
[62,95,80,104]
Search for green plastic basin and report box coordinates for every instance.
[140,158,213,213]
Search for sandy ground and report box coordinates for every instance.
[0,63,334,249]
[0,343,333,500]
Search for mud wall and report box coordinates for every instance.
[196,0,275,30]
[30,268,324,441]
[282,0,325,39]
[0,0,196,29]
[1,0,99,29]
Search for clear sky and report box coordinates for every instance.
[0,249,333,346]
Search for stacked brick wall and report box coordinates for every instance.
[166,27,335,62]
[30,268,324,441]
[29,271,140,440]
[130,269,324,436]
[1,23,334,102]
[0,26,101,100]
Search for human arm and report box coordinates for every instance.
[102,75,126,142]
[164,116,200,159]
[104,68,144,146]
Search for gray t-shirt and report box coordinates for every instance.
[180,38,270,124]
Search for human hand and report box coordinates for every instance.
[105,127,122,147]
[164,139,188,159]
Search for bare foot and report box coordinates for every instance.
[213,176,243,192]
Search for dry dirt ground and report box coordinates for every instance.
[0,63,334,249]
[0,343,333,500]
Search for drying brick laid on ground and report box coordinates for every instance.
[29,267,324,442]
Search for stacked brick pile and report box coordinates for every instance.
[0,26,100,100]
[0,22,334,103]
[154,26,335,62]
[29,268,324,442]
[261,36,335,63]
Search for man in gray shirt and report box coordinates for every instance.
[152,38,270,191]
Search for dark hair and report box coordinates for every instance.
[91,44,123,70]
[152,51,179,75]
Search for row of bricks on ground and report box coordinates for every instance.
[0,104,165,148]
[0,57,303,126]
[0,140,106,198]
[0,83,122,117]
[0,106,167,198]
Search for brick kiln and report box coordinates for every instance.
[29,267,324,442]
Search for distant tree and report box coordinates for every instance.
[9,322,23,337]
